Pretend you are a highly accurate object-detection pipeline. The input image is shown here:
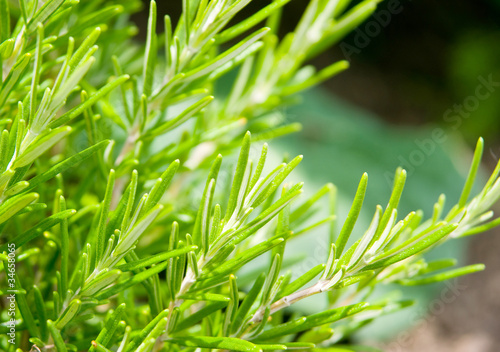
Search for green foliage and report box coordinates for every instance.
[0,0,499,351]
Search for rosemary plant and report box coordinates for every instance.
[0,0,498,351]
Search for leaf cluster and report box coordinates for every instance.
[0,1,498,352]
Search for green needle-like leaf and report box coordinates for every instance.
[50,75,130,128]
[143,0,157,97]
[29,24,45,123]
[0,38,14,59]
[33,285,48,341]
[0,192,39,224]
[216,0,292,44]
[204,237,285,278]
[116,245,198,272]
[13,126,72,168]
[335,173,368,258]
[168,336,261,352]
[458,137,484,208]
[183,28,270,82]
[231,272,266,335]
[0,209,75,251]
[225,131,252,222]
[96,259,170,300]
[278,264,325,299]
[143,96,214,139]
[125,309,169,352]
[0,53,31,107]
[254,303,368,340]
[398,264,485,286]
[365,223,459,271]
[48,320,67,352]
[282,60,349,96]
[27,0,66,33]
[143,160,180,213]
[89,303,126,352]
[96,169,115,262]
[55,298,82,329]
[0,0,9,42]
[23,140,109,192]
[59,195,70,299]
[174,300,229,332]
